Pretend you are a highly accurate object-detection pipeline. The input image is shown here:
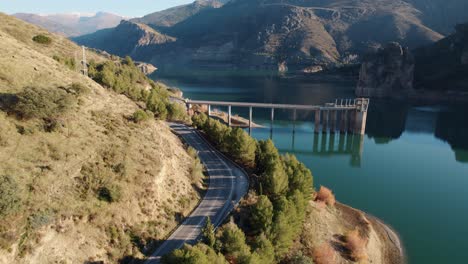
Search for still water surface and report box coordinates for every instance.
[159,74,468,264]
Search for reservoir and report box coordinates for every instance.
[158,74,468,264]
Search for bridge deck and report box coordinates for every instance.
[187,100,358,111]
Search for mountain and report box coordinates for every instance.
[413,22,468,91]
[13,12,123,37]
[404,0,468,34]
[0,13,200,263]
[72,20,176,59]
[130,0,228,28]
[356,23,468,99]
[74,0,451,72]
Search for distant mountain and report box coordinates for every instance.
[73,0,468,72]
[72,20,176,59]
[130,0,228,28]
[13,12,123,37]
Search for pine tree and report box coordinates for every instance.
[202,217,216,248]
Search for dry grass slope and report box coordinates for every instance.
[0,13,201,264]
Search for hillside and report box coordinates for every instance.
[0,13,201,263]
[130,0,228,28]
[72,20,176,59]
[74,0,447,72]
[14,12,123,37]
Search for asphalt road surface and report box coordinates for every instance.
[145,123,249,263]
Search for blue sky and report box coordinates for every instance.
[0,0,195,17]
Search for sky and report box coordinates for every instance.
[0,0,195,18]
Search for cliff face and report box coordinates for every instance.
[356,42,414,98]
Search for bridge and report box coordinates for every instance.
[186,98,370,135]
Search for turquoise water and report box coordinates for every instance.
[159,74,468,263]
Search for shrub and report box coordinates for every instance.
[132,109,152,123]
[67,83,89,95]
[32,34,51,44]
[315,186,335,206]
[13,86,75,119]
[344,229,368,262]
[98,184,122,203]
[0,175,21,216]
[312,243,336,264]
[192,113,208,129]
[52,55,76,70]
[167,102,187,121]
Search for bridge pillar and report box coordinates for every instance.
[314,110,321,133]
[340,110,348,134]
[249,106,253,128]
[348,110,355,133]
[208,104,211,116]
[270,108,275,130]
[293,108,297,134]
[228,105,232,127]
[322,110,329,133]
[330,110,337,133]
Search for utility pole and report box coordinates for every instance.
[81,46,88,77]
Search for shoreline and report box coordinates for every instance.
[340,203,406,263]
[209,109,264,128]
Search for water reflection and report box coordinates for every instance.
[366,100,409,144]
[435,108,468,163]
[274,130,364,168]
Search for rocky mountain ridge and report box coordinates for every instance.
[73,0,453,72]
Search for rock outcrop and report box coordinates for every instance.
[356,42,414,98]
[136,62,158,75]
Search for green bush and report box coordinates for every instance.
[132,109,152,123]
[167,102,187,121]
[13,86,76,119]
[32,34,51,44]
[0,175,21,217]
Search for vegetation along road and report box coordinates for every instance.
[145,123,249,263]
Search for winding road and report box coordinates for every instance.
[145,123,249,263]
